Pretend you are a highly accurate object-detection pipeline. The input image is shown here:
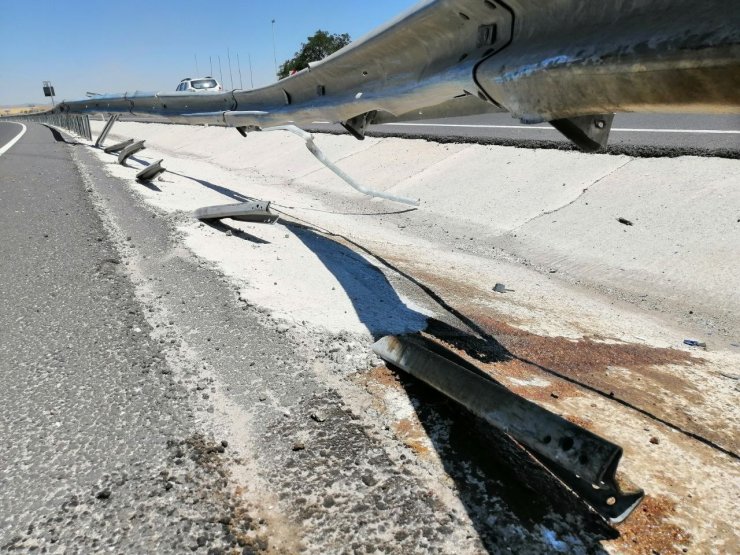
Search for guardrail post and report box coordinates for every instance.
[135,159,166,181]
[83,115,92,141]
[117,140,146,165]
[95,114,119,148]
[103,138,134,154]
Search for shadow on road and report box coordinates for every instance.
[135,179,162,192]
[166,170,259,204]
[288,226,615,552]
[286,225,617,551]
[45,125,84,146]
[203,220,270,245]
[291,225,427,337]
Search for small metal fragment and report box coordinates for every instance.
[117,140,146,165]
[103,138,134,154]
[193,200,278,224]
[136,159,166,182]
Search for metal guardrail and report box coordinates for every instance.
[1,113,92,141]
[49,0,739,152]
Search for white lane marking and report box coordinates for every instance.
[376,122,740,134]
[0,122,27,157]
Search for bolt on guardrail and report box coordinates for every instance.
[0,113,92,141]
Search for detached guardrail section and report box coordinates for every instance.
[2,113,92,141]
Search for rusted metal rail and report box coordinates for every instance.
[373,334,644,524]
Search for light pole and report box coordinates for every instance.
[271,19,278,79]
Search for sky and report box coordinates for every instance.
[0,0,419,106]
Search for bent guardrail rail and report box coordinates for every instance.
[45,0,740,152]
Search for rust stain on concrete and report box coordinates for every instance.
[613,495,692,555]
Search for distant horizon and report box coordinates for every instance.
[0,0,418,106]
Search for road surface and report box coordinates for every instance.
[0,121,275,552]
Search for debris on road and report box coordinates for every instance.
[372,334,645,524]
[683,339,707,348]
[617,217,634,226]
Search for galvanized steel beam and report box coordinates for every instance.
[49,0,739,151]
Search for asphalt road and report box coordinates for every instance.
[0,122,268,552]
[310,113,740,155]
[0,121,24,151]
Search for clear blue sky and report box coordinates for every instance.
[0,0,419,106]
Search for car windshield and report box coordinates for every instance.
[190,79,218,90]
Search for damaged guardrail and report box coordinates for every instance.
[48,0,739,152]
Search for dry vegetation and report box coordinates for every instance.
[1,105,49,116]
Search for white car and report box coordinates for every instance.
[176,77,223,92]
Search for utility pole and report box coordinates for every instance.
[194,54,199,75]
[271,19,278,79]
[210,56,213,76]
[248,53,254,89]
[236,52,244,89]
[218,56,224,88]
[227,48,234,90]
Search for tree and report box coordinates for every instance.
[278,30,351,79]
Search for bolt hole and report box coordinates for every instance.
[484,0,497,9]
[542,435,552,445]
[458,53,468,62]
[579,454,588,465]
[606,497,616,506]
[595,119,606,129]
[559,437,574,451]
[362,70,368,76]
[459,12,470,20]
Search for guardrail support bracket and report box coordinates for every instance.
[136,159,166,182]
[118,140,146,165]
[103,138,134,154]
[340,110,377,140]
[193,200,278,224]
[549,114,615,152]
